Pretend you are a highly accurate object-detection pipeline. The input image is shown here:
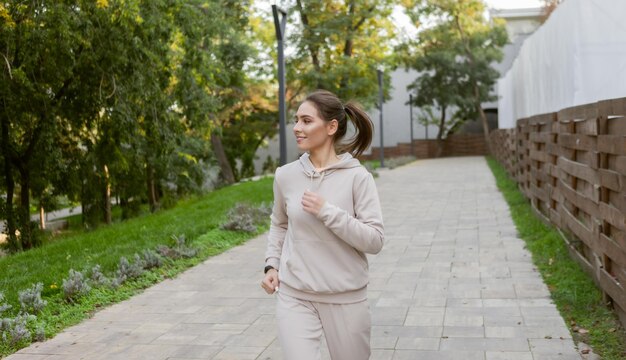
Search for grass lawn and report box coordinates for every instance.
[486,157,626,359]
[0,176,273,356]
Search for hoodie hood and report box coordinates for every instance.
[299,152,362,190]
[298,152,361,177]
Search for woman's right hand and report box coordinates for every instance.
[261,269,280,295]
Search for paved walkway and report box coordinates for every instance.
[7,157,582,360]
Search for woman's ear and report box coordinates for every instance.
[327,119,338,136]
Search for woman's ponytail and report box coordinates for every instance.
[343,102,374,158]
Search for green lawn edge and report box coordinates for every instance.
[486,156,626,359]
[0,177,274,357]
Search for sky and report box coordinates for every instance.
[392,0,545,39]
[484,0,544,9]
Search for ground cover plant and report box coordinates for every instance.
[487,157,626,359]
[0,177,273,357]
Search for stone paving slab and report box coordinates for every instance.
[7,157,582,359]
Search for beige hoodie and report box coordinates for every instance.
[265,152,384,304]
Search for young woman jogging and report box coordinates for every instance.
[261,90,385,360]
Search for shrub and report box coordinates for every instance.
[221,207,255,232]
[262,155,278,175]
[34,325,45,342]
[220,203,272,233]
[142,250,163,269]
[157,234,198,260]
[90,265,110,287]
[110,276,124,289]
[0,293,11,316]
[385,156,416,169]
[0,317,10,333]
[363,162,379,178]
[257,202,273,220]
[115,256,144,282]
[62,270,91,303]
[18,283,47,315]
[2,314,36,346]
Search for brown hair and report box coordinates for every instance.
[304,90,374,158]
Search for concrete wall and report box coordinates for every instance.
[369,68,440,150]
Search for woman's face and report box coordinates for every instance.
[293,101,336,152]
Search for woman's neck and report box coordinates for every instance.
[309,147,339,171]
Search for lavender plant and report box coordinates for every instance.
[158,234,198,259]
[116,256,144,282]
[62,269,91,303]
[34,325,45,342]
[18,283,47,314]
[5,314,36,346]
[90,264,110,287]
[142,249,163,269]
[220,203,272,233]
[0,292,11,316]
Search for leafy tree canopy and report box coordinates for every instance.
[400,0,508,150]
[284,0,397,107]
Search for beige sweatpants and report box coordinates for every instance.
[276,291,371,360]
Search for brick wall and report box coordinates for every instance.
[363,134,488,161]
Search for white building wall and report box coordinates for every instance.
[498,0,626,126]
[369,68,440,149]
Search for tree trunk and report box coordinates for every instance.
[103,164,112,224]
[454,15,492,154]
[39,203,45,230]
[119,196,129,220]
[211,132,235,185]
[436,106,447,158]
[146,162,158,212]
[81,185,86,227]
[18,166,33,249]
[474,85,492,154]
[478,105,491,154]
[1,116,19,252]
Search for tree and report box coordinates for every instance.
[173,0,253,185]
[541,0,564,23]
[222,84,278,181]
[403,0,508,152]
[0,1,118,249]
[0,0,257,249]
[403,21,474,156]
[287,0,397,107]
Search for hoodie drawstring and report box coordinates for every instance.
[309,170,326,191]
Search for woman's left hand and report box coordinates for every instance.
[302,190,325,216]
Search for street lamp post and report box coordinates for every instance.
[377,69,384,168]
[409,93,414,157]
[272,5,287,166]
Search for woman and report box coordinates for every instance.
[261,90,385,360]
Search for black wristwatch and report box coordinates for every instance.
[264,265,276,274]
